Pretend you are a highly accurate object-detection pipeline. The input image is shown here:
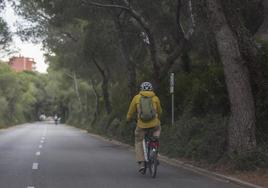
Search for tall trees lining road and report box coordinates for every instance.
[0,64,49,126]
[7,0,268,166]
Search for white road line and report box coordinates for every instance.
[41,136,45,140]
[32,163,38,170]
[27,186,35,188]
[40,140,44,143]
[39,145,43,148]
[43,128,47,136]
[36,151,41,156]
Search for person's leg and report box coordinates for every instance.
[153,125,161,138]
[153,125,161,165]
[135,126,146,173]
[135,126,145,162]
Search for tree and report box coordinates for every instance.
[206,0,256,153]
[0,1,12,54]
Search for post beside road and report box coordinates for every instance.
[170,73,174,126]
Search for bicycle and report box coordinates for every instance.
[142,128,160,178]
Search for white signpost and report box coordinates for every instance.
[170,73,175,126]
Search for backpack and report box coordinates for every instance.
[139,95,156,122]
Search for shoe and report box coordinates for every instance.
[138,161,145,174]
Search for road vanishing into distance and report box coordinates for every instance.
[0,122,244,188]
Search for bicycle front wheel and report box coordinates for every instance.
[149,151,158,178]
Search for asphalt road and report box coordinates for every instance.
[0,122,244,188]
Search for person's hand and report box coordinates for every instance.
[126,117,131,124]
[129,120,136,129]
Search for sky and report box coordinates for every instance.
[1,1,48,73]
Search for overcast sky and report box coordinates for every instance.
[1,1,48,73]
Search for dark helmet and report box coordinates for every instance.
[140,82,153,91]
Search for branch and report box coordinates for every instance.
[36,10,51,22]
[85,0,150,35]
[176,0,185,40]
[82,0,130,11]
[61,31,78,42]
[25,1,50,22]
[90,78,100,97]
[188,0,195,28]
[92,57,105,77]
[64,71,74,79]
[161,39,190,79]
[86,0,160,81]
[120,0,160,80]
[186,0,195,39]
[160,0,193,79]
[176,0,194,41]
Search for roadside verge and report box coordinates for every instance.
[83,129,264,188]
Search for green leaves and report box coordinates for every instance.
[0,17,12,55]
[0,64,49,125]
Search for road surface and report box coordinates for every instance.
[0,122,243,188]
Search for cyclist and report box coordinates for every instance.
[126,82,162,173]
[54,114,58,125]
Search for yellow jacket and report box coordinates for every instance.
[127,91,162,128]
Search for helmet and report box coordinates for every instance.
[140,82,153,91]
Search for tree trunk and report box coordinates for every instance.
[102,69,112,114]
[181,52,191,73]
[206,0,256,153]
[73,72,82,110]
[92,58,112,114]
[256,0,268,40]
[90,79,100,125]
[113,16,137,98]
[221,0,263,93]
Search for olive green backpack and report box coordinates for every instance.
[139,95,156,122]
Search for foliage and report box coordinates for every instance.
[160,115,228,162]
[0,17,12,51]
[230,146,268,171]
[0,64,48,126]
[0,0,13,56]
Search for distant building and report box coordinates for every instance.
[8,56,36,72]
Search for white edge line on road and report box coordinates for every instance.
[36,151,41,156]
[27,186,34,188]
[32,163,38,170]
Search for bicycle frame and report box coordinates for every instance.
[143,139,149,162]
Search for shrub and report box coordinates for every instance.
[161,115,228,163]
[230,146,268,171]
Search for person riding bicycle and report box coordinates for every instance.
[54,114,58,125]
[126,82,162,173]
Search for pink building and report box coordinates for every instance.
[8,56,36,72]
